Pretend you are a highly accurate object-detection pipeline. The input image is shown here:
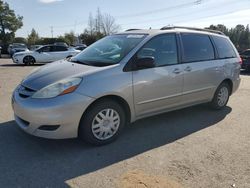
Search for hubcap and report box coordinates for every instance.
[24,57,34,65]
[217,87,229,107]
[91,109,120,140]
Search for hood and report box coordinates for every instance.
[22,60,110,91]
[14,50,31,56]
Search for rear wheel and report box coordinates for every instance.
[79,99,126,145]
[23,56,35,66]
[210,82,230,110]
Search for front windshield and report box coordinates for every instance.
[70,34,146,66]
[13,44,27,48]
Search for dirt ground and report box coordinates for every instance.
[0,58,250,188]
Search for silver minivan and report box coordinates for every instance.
[12,27,241,145]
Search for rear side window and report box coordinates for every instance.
[181,33,215,62]
[53,46,68,52]
[212,36,236,58]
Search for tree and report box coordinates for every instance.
[80,8,121,45]
[206,24,250,51]
[101,13,121,35]
[13,37,27,44]
[27,28,39,45]
[63,31,76,45]
[0,0,23,48]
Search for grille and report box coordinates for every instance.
[18,85,36,98]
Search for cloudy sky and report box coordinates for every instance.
[4,0,250,37]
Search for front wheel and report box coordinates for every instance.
[210,82,230,110]
[23,56,35,66]
[79,99,126,145]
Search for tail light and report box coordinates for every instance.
[239,57,243,65]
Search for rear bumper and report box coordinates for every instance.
[12,88,94,139]
[232,77,241,94]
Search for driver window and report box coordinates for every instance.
[137,34,178,67]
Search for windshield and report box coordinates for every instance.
[70,34,146,66]
[12,44,27,48]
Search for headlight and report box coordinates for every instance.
[32,77,82,99]
[13,54,23,57]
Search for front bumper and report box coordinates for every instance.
[12,56,23,64]
[12,88,94,139]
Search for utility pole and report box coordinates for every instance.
[50,26,54,38]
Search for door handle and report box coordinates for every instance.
[173,68,181,74]
[184,66,192,72]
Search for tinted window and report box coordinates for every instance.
[137,34,178,66]
[212,36,236,58]
[53,46,68,52]
[39,46,51,52]
[181,34,215,62]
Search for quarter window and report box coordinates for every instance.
[137,34,178,67]
[212,36,236,59]
[181,34,215,62]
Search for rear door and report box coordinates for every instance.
[50,46,69,61]
[180,33,221,104]
[132,34,184,117]
[36,46,53,63]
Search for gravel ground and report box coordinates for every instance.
[0,58,250,188]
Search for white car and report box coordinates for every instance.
[12,45,80,65]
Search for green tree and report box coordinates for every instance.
[63,31,76,45]
[13,37,27,44]
[0,0,23,50]
[27,28,39,45]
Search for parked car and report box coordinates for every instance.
[8,43,29,57]
[12,45,80,65]
[240,49,250,71]
[54,42,68,47]
[29,45,43,51]
[0,46,2,58]
[74,44,87,51]
[12,27,241,145]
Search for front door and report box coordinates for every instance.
[132,34,184,117]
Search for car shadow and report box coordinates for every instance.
[0,105,232,187]
[0,63,44,67]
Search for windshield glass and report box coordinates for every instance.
[70,34,146,66]
[12,44,27,48]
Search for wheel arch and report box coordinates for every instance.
[220,78,233,95]
[81,95,132,125]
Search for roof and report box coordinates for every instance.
[119,26,226,37]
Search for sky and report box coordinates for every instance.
[4,0,250,38]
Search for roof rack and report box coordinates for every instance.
[125,29,141,31]
[160,26,225,35]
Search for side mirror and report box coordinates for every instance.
[136,57,155,70]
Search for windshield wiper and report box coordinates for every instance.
[69,59,90,66]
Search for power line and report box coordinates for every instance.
[115,0,203,19]
[51,0,204,29]
[118,0,245,28]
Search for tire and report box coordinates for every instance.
[210,82,230,110]
[79,99,126,145]
[23,56,35,66]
